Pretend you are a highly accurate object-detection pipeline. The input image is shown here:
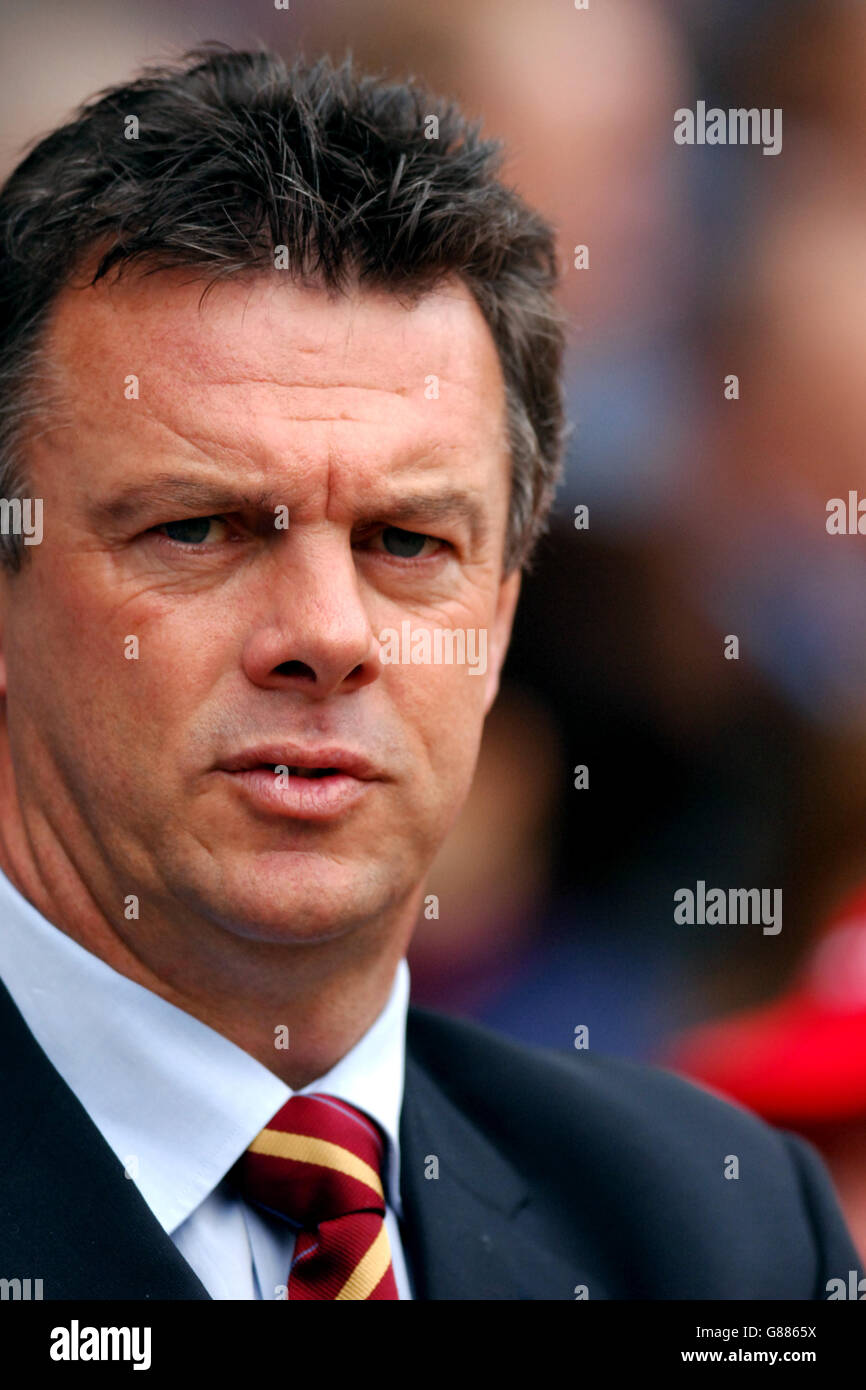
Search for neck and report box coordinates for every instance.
[0,783,416,1090]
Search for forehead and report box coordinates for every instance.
[40,267,508,469]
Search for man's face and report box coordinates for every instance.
[0,270,521,948]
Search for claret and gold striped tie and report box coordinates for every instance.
[234,1092,399,1300]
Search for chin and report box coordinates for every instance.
[197,850,399,944]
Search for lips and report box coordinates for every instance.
[216,744,383,821]
[218,745,380,780]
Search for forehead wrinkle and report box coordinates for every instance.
[40,277,509,513]
[129,376,453,440]
[137,309,491,404]
[47,286,501,449]
[125,379,481,470]
[188,375,414,399]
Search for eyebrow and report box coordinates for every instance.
[90,474,490,544]
[90,477,274,526]
[362,491,488,545]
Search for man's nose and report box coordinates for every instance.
[240,538,381,699]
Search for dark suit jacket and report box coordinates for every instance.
[0,977,860,1299]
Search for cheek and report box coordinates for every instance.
[394,662,488,801]
[5,565,191,760]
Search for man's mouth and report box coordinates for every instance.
[218,745,381,781]
[219,756,378,821]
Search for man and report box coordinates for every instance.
[0,46,859,1301]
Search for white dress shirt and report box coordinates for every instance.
[0,866,413,1299]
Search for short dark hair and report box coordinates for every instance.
[0,45,566,573]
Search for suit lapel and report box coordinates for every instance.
[1,970,595,1301]
[399,1047,584,1299]
[0,978,210,1300]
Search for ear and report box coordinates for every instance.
[483,566,522,715]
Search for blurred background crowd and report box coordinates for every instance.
[3,0,866,1255]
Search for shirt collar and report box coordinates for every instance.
[0,867,409,1231]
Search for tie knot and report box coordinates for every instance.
[234,1093,389,1229]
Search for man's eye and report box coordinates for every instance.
[156,516,229,545]
[373,527,440,559]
